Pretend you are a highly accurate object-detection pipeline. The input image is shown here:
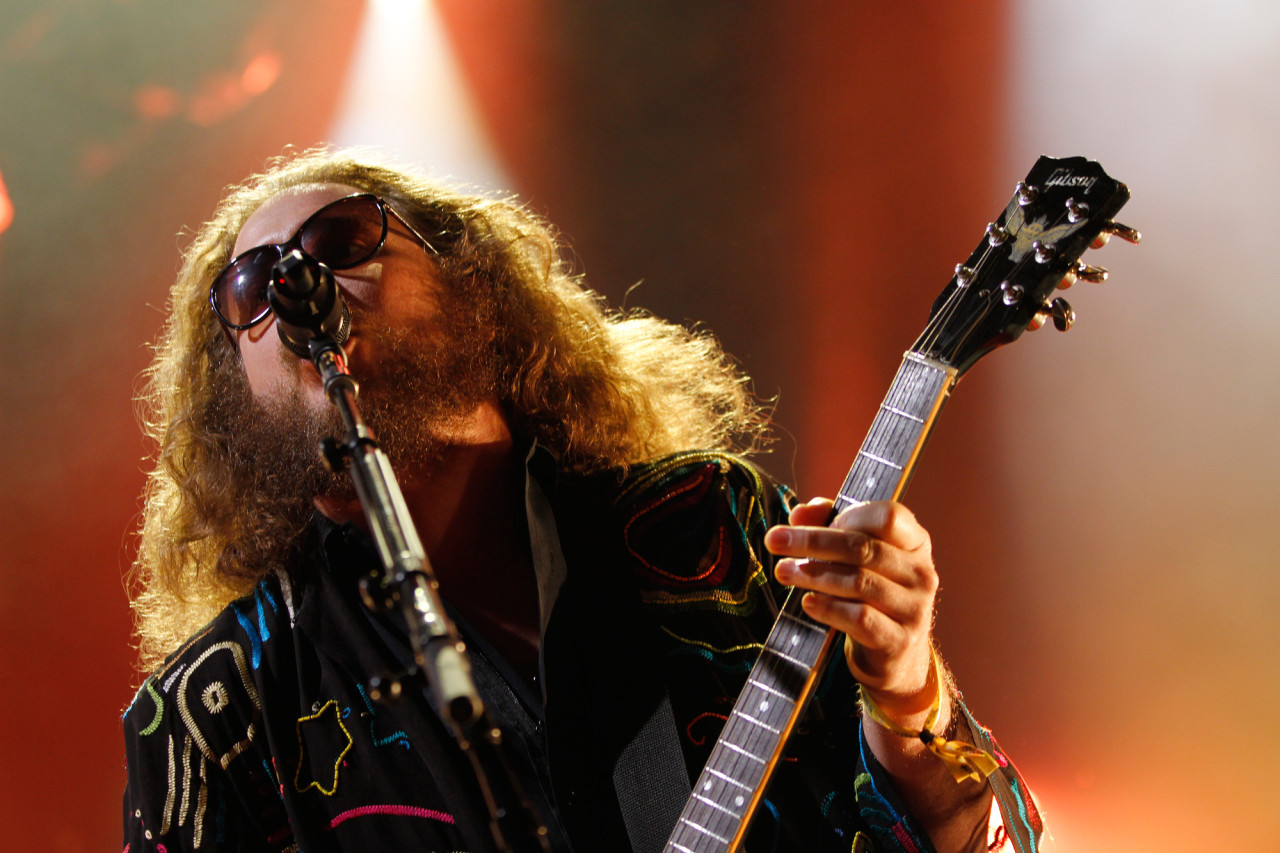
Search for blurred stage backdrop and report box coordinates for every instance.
[1,1,1277,850]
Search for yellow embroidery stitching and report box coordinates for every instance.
[294,700,354,797]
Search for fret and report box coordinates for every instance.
[839,356,954,505]
[760,644,810,671]
[855,449,904,471]
[679,817,730,845]
[693,793,742,818]
[864,415,922,465]
[665,156,1128,852]
[705,743,768,785]
[666,358,955,853]
[721,716,775,760]
[741,688,787,719]
[737,712,781,735]
[745,677,794,702]
[720,741,767,765]
[880,402,925,423]
[707,767,753,792]
[771,610,829,651]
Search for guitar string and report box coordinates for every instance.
[915,200,1079,361]
[668,191,1089,851]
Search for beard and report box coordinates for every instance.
[201,309,500,579]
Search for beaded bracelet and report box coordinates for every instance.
[857,645,1000,784]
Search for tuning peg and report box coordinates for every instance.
[1026,308,1050,332]
[954,264,975,287]
[1033,240,1055,264]
[1051,297,1075,331]
[1104,221,1142,244]
[1066,198,1089,223]
[1016,181,1038,206]
[987,222,1011,246]
[1073,262,1108,283]
[1000,281,1025,305]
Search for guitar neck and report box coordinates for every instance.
[665,154,1133,853]
[836,353,957,506]
[664,353,956,853]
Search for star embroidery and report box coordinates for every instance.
[294,700,354,796]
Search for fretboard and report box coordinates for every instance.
[664,352,956,853]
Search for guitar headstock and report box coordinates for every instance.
[913,155,1138,375]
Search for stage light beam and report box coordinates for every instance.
[327,0,508,191]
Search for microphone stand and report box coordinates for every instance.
[303,333,551,853]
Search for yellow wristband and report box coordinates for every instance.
[858,646,1000,784]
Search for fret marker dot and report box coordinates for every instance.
[759,700,769,712]
[704,781,712,791]
[789,633,799,645]
[735,795,745,807]
[866,476,877,489]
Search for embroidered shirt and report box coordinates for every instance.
[121,449,1042,852]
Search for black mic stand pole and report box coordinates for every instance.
[301,332,551,853]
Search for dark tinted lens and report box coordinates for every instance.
[298,196,385,270]
[211,248,278,328]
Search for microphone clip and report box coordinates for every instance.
[268,249,351,358]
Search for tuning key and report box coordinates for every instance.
[1016,181,1038,206]
[987,222,1011,246]
[1066,198,1089,223]
[1104,221,1142,244]
[1073,262,1108,283]
[1051,298,1075,331]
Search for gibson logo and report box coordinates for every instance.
[1046,168,1097,191]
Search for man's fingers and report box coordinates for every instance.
[787,497,835,527]
[777,558,930,625]
[799,592,905,655]
[771,500,930,555]
[766,528,934,593]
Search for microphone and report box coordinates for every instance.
[268,248,352,358]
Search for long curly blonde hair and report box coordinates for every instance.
[131,147,770,671]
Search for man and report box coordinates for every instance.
[123,149,1040,852]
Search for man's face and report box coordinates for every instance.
[215,183,508,516]
[230,182,445,413]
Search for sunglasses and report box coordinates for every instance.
[208,193,434,331]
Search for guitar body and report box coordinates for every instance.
[663,155,1136,853]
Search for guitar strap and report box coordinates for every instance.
[958,705,1042,853]
[611,692,693,853]
[526,443,691,852]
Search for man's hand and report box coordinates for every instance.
[764,498,938,721]
[765,499,995,850]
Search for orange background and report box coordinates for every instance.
[1,3,1275,850]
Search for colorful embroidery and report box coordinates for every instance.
[620,452,777,616]
[685,711,730,746]
[355,683,411,750]
[328,804,456,829]
[138,680,164,736]
[201,681,228,714]
[231,583,278,670]
[659,625,763,656]
[854,727,931,853]
[177,641,262,770]
[294,700,354,796]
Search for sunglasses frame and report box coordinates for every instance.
[208,193,435,332]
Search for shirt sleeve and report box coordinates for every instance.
[121,636,295,852]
